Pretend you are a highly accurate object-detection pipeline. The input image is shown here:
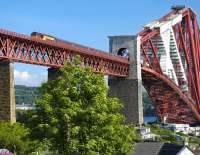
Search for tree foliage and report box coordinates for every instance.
[0,121,34,155]
[30,57,135,155]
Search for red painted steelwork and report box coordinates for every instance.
[0,29,130,77]
[142,67,200,123]
[140,8,200,124]
[0,7,200,124]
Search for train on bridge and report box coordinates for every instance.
[0,6,199,124]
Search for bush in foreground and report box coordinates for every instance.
[0,121,34,155]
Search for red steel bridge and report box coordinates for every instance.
[0,7,200,124]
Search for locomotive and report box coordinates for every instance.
[30,32,97,52]
[31,32,56,41]
[30,32,106,53]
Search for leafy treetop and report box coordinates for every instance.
[30,56,135,155]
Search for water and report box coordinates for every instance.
[144,116,157,123]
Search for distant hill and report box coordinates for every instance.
[15,85,39,105]
[15,85,156,116]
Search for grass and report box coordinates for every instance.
[145,124,200,146]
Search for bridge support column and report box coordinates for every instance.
[0,61,16,122]
[48,67,61,81]
[108,36,143,125]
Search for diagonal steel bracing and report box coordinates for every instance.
[0,29,130,77]
[0,7,200,124]
[140,7,200,124]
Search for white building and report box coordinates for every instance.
[16,103,36,110]
[161,123,200,136]
[162,123,190,134]
[139,127,157,140]
[129,142,195,155]
[188,127,200,136]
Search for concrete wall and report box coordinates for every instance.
[0,61,16,122]
[108,36,143,125]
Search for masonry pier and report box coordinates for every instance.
[48,67,61,81]
[0,61,16,122]
[108,36,143,125]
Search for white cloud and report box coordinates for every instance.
[14,70,47,87]
[14,70,30,80]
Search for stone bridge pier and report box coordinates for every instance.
[0,61,16,122]
[48,67,61,81]
[0,61,60,122]
[0,36,143,125]
[108,36,143,125]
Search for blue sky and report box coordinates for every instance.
[0,0,199,86]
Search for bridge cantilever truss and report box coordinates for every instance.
[0,7,200,124]
[140,7,200,124]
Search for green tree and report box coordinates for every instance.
[0,121,34,155]
[30,57,135,155]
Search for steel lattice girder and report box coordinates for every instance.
[142,67,199,124]
[140,8,200,124]
[0,29,130,77]
[0,7,200,124]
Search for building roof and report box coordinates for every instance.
[157,143,184,155]
[129,142,193,155]
[129,142,163,155]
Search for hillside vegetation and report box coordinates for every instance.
[15,85,39,105]
[15,85,156,116]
